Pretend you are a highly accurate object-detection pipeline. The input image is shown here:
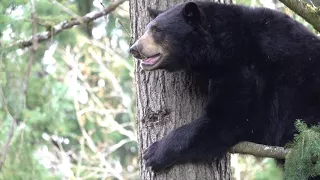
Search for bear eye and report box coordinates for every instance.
[150,25,164,41]
[151,25,161,32]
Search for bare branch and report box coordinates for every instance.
[50,0,81,19]
[0,0,40,171]
[230,141,290,159]
[0,89,17,171]
[23,0,38,95]
[279,0,320,32]
[12,0,127,49]
[0,117,16,171]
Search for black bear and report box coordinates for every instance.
[129,1,320,172]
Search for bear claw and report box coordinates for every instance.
[143,140,176,172]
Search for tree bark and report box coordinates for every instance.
[130,0,232,179]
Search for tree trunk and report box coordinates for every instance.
[130,0,232,179]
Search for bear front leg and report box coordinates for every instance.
[143,116,241,172]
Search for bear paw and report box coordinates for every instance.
[143,140,178,172]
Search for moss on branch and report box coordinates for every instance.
[280,0,320,33]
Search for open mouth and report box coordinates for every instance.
[141,53,162,66]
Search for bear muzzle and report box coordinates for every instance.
[129,44,142,59]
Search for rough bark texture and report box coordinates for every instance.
[130,0,232,179]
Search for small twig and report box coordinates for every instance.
[230,141,290,159]
[0,117,16,171]
[88,50,124,96]
[104,139,131,156]
[12,0,127,49]
[72,63,98,153]
[23,0,38,96]
[0,89,17,171]
[50,0,81,20]
[98,0,105,7]
[118,20,130,37]
[76,137,84,178]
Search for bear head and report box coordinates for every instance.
[130,2,212,72]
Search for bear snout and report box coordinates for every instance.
[129,44,142,59]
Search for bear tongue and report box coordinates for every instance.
[143,54,160,65]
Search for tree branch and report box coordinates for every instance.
[23,0,38,96]
[9,0,319,49]
[12,0,127,49]
[0,118,16,171]
[0,89,17,171]
[279,0,320,33]
[230,141,290,159]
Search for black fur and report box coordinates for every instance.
[140,2,320,172]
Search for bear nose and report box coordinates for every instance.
[129,44,142,59]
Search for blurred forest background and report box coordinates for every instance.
[0,0,318,179]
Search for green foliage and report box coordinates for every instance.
[0,0,136,179]
[231,154,283,180]
[255,159,283,180]
[284,120,320,180]
[0,123,60,180]
[0,0,27,35]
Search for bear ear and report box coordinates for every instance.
[183,2,201,23]
[147,7,163,19]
